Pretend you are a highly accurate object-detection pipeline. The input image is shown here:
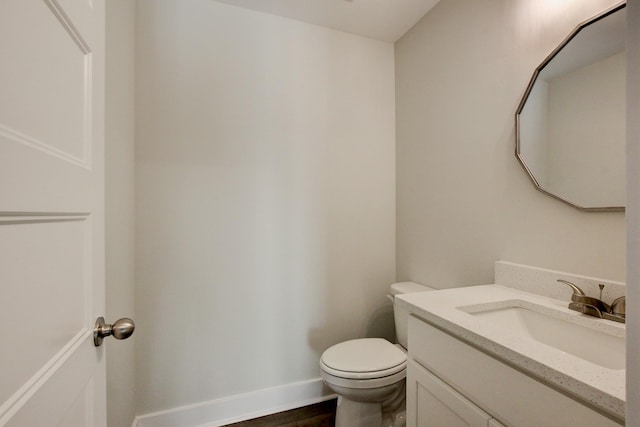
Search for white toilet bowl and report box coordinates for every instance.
[320,338,407,427]
[319,282,435,427]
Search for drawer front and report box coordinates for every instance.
[408,315,622,427]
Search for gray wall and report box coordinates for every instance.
[134,0,396,415]
[396,0,626,288]
[626,0,639,422]
[108,0,637,422]
[105,1,136,426]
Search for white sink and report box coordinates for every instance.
[460,301,625,370]
[398,284,626,419]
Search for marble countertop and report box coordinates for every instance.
[396,284,625,420]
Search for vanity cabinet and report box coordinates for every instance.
[406,315,623,427]
[407,359,504,427]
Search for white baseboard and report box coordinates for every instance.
[132,378,335,427]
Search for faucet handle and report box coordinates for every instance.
[610,296,626,315]
[557,279,610,312]
[557,279,586,296]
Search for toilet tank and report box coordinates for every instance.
[390,282,435,349]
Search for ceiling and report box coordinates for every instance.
[213,0,440,43]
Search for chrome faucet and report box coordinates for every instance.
[557,279,625,323]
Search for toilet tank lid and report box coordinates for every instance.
[390,281,435,295]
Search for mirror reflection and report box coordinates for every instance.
[516,4,626,211]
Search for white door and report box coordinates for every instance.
[0,0,107,426]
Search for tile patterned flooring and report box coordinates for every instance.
[224,399,337,427]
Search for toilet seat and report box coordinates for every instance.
[320,338,407,380]
[320,365,406,390]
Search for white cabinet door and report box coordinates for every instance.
[407,360,493,427]
[0,0,106,426]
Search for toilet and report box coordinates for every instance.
[320,282,434,427]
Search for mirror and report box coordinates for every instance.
[516,3,626,211]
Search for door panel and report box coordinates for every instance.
[0,0,98,212]
[0,0,89,163]
[407,360,492,427]
[3,336,96,427]
[0,0,105,425]
[0,217,88,405]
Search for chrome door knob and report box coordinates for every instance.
[94,317,135,347]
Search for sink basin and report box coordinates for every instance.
[460,301,625,370]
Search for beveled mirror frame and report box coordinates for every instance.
[515,2,626,212]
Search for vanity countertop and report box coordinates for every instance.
[396,284,625,421]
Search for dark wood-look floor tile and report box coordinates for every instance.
[296,412,335,426]
[223,399,336,427]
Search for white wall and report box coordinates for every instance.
[626,0,640,423]
[105,1,136,426]
[396,0,626,289]
[134,0,396,416]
